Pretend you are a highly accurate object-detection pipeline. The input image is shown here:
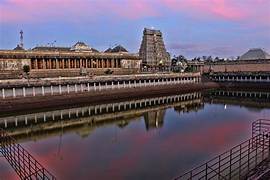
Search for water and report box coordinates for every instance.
[0,90,270,180]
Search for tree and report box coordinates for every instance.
[23,65,30,74]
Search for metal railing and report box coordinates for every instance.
[0,129,56,180]
[175,119,270,180]
[252,119,270,138]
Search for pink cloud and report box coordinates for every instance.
[161,0,270,25]
[1,0,269,27]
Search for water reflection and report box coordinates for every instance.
[0,90,270,180]
[0,92,202,142]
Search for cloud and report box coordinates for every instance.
[169,42,241,57]
[162,0,270,23]
[0,0,159,23]
[1,0,269,28]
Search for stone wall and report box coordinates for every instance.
[203,60,270,73]
[29,68,140,78]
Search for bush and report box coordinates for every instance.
[23,65,30,74]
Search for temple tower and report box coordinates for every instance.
[139,28,170,67]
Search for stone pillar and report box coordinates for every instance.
[90,59,92,68]
[106,59,109,68]
[35,59,38,69]
[112,59,115,68]
[62,59,65,69]
[86,59,89,68]
[100,59,103,68]
[115,59,119,68]
[42,59,46,69]
[68,59,71,69]
[75,59,77,68]
[56,59,59,69]
[80,59,82,68]
[48,59,51,69]
[96,59,99,68]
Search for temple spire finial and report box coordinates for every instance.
[19,30,24,48]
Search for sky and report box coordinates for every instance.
[0,0,270,58]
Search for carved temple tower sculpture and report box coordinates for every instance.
[139,28,170,67]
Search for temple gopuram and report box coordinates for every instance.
[0,41,141,79]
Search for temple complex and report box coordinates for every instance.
[139,28,170,67]
[0,42,141,79]
[203,48,270,73]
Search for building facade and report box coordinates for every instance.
[0,43,141,79]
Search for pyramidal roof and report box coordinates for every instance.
[104,48,112,53]
[111,45,128,53]
[240,48,270,60]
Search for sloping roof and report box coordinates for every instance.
[91,48,99,53]
[32,46,71,51]
[240,48,270,60]
[104,48,112,53]
[13,45,25,51]
[111,45,128,53]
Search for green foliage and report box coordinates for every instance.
[185,66,196,72]
[23,65,30,74]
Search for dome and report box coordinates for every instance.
[239,48,270,60]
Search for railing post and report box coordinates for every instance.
[23,87,26,97]
[229,149,232,179]
[205,163,208,179]
[217,155,221,179]
[81,84,83,92]
[32,87,35,97]
[87,83,90,91]
[51,85,54,95]
[13,88,16,98]
[75,84,78,93]
[248,139,250,172]
[2,88,5,99]
[239,144,242,178]
[67,84,70,94]
[42,86,45,96]
[59,85,62,94]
